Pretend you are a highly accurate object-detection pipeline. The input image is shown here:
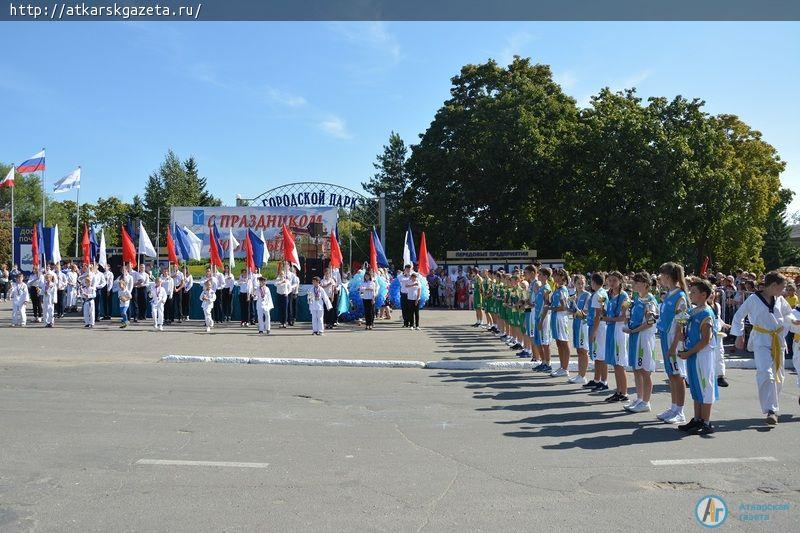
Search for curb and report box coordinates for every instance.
[161,355,795,372]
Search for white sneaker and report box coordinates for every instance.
[550,368,568,378]
[569,375,588,385]
[205,327,211,332]
[656,408,675,421]
[630,401,651,413]
[153,325,159,330]
[159,326,164,331]
[664,412,686,424]
[623,399,641,411]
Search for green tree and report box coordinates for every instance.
[762,188,800,269]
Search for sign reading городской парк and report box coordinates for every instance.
[446,250,537,260]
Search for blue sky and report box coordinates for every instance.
[1,22,798,212]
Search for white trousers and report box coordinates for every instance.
[12,303,26,326]
[754,347,783,414]
[83,300,95,326]
[203,306,214,328]
[43,297,55,325]
[65,286,76,308]
[311,309,324,333]
[714,338,726,376]
[257,307,271,332]
[151,302,164,327]
[793,340,800,390]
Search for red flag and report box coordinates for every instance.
[330,230,343,269]
[31,224,39,268]
[121,225,137,268]
[81,224,91,266]
[417,232,430,276]
[208,227,223,268]
[369,231,378,274]
[281,224,300,270]
[166,225,178,264]
[243,231,256,272]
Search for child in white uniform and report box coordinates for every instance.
[150,277,168,331]
[10,273,29,326]
[586,273,609,391]
[307,276,332,335]
[81,275,97,328]
[622,272,658,413]
[118,280,132,329]
[255,276,274,334]
[42,272,57,327]
[200,280,216,332]
[731,271,800,426]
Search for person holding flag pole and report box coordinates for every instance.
[0,166,15,267]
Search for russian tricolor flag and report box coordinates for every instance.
[17,150,45,174]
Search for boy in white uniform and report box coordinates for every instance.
[307,276,332,335]
[160,268,175,326]
[200,280,216,332]
[731,271,800,425]
[42,272,58,327]
[150,277,168,331]
[81,275,97,328]
[10,273,29,326]
[255,276,274,334]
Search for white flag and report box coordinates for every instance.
[259,229,270,264]
[0,165,14,187]
[138,221,157,258]
[427,252,438,271]
[53,167,81,193]
[98,229,108,267]
[52,225,62,264]
[182,226,202,261]
[228,227,239,270]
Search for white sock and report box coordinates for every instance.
[675,405,684,415]
[670,404,677,412]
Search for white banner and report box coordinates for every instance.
[171,206,338,257]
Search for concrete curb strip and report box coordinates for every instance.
[162,355,794,371]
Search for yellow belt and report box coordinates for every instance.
[751,324,784,382]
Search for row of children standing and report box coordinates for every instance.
[473,263,800,434]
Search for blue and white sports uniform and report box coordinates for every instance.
[572,291,590,350]
[550,285,570,342]
[533,283,551,346]
[604,290,630,367]
[589,288,608,361]
[685,304,718,404]
[627,294,658,372]
[657,288,689,377]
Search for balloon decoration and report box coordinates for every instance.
[375,275,388,308]
[339,271,365,322]
[336,282,350,316]
[388,275,430,309]
[338,271,427,321]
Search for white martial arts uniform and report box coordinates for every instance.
[82,283,97,326]
[731,293,800,414]
[712,302,726,377]
[200,289,216,329]
[307,285,332,334]
[255,284,274,333]
[150,284,167,328]
[10,281,29,326]
[66,270,78,308]
[42,280,57,326]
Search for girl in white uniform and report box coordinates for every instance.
[586,272,609,391]
[307,276,333,335]
[731,271,800,426]
[10,273,29,326]
[81,275,96,328]
[569,274,591,385]
[200,280,216,332]
[549,268,571,378]
[623,272,658,412]
[602,271,630,403]
[42,273,57,327]
[656,262,690,424]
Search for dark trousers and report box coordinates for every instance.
[173,292,183,321]
[408,299,420,327]
[249,299,257,324]
[363,299,375,327]
[0,282,7,300]
[288,293,297,325]
[221,288,232,320]
[181,291,190,319]
[400,293,409,326]
[239,293,250,324]
[165,296,174,322]
[30,287,41,318]
[94,291,102,320]
[104,287,112,318]
[135,287,147,319]
[213,289,223,321]
[324,293,337,326]
[277,293,288,325]
[56,289,64,316]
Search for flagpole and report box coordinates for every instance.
[41,147,45,226]
[74,186,80,259]
[10,181,14,268]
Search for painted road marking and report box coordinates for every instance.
[136,459,270,468]
[651,457,777,466]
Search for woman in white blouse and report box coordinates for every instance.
[359,272,377,330]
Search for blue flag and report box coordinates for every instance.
[89,225,99,262]
[247,229,265,269]
[403,224,417,266]
[371,228,389,268]
[173,223,190,262]
[36,221,46,265]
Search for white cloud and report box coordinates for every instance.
[330,22,401,60]
[500,31,535,65]
[319,115,351,139]
[266,88,307,107]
